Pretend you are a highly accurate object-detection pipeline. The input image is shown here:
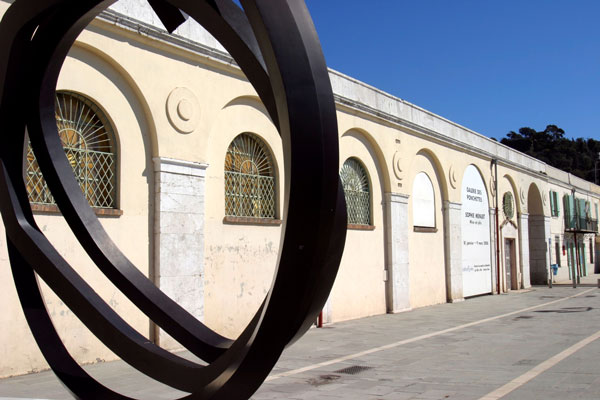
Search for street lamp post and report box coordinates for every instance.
[572,188,581,286]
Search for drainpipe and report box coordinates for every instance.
[492,159,501,294]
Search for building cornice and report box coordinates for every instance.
[334,94,545,179]
[96,9,238,68]
[95,9,600,198]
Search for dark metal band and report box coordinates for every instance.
[0,1,346,398]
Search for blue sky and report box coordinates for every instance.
[303,1,600,141]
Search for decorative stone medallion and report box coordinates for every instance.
[503,191,514,219]
[519,186,526,205]
[166,87,200,134]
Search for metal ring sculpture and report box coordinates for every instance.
[0,0,347,398]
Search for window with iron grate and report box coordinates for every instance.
[25,91,117,209]
[224,133,276,219]
[340,158,371,226]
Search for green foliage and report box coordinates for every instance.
[500,125,600,184]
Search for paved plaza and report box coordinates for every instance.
[1,283,600,400]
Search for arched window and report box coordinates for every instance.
[25,92,117,209]
[224,133,276,218]
[340,158,371,226]
[412,172,435,228]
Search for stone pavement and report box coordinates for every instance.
[2,286,600,399]
[554,272,600,287]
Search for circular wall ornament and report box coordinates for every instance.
[166,87,200,133]
[449,165,457,189]
[519,187,526,205]
[503,192,514,219]
[392,151,403,181]
[542,191,548,206]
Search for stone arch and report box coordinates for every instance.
[528,182,545,215]
[503,174,522,214]
[60,42,156,248]
[332,129,387,322]
[222,95,273,125]
[203,96,282,337]
[341,128,392,193]
[415,148,449,203]
[36,41,159,363]
[458,163,493,208]
[341,128,389,196]
[407,150,447,308]
[63,43,156,221]
[72,42,158,158]
[528,182,548,285]
[205,101,282,212]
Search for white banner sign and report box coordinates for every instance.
[461,165,492,297]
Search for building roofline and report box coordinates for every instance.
[95,8,599,197]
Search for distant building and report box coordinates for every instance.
[1,0,598,377]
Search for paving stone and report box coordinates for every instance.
[1,287,600,399]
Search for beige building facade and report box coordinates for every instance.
[1,0,599,377]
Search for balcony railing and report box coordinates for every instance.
[564,215,598,233]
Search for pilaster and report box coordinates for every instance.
[444,201,463,302]
[519,213,531,289]
[489,207,498,294]
[384,193,410,313]
[153,157,208,347]
[544,216,552,283]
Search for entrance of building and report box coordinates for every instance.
[504,239,517,290]
[527,184,547,285]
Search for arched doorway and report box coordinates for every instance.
[528,184,547,285]
[461,165,492,297]
[408,151,447,308]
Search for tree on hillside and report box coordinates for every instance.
[499,125,600,184]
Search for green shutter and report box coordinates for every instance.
[564,194,576,229]
[563,194,570,220]
[579,199,586,218]
[554,191,560,216]
[549,191,555,216]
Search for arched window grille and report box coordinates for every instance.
[25,92,117,208]
[224,133,275,218]
[340,158,371,225]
